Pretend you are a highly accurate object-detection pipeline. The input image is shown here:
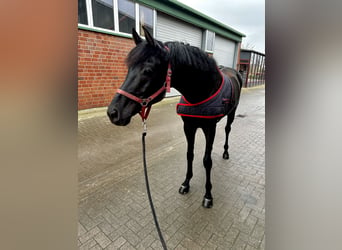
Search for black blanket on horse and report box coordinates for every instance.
[176,73,236,119]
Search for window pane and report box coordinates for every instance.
[139,5,153,37]
[206,31,215,51]
[78,0,88,25]
[92,0,114,30]
[118,0,135,34]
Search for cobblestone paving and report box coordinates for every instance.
[78,86,265,249]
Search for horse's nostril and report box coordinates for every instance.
[107,108,119,122]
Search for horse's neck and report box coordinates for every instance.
[171,66,222,103]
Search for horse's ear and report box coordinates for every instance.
[142,26,156,47]
[132,28,142,45]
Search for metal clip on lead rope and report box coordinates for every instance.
[142,120,147,135]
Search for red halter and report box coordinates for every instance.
[116,46,172,121]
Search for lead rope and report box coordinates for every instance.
[141,121,168,250]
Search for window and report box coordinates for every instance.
[92,0,114,30]
[204,30,215,52]
[78,0,88,25]
[118,0,135,33]
[78,0,154,36]
[139,5,154,36]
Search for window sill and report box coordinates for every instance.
[78,24,133,39]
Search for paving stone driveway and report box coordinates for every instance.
[78,86,265,249]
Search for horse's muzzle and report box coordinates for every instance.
[107,107,131,126]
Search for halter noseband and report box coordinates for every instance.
[116,46,172,121]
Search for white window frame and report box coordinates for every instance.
[203,30,215,53]
[153,9,157,37]
[135,2,140,33]
[86,0,93,27]
[78,0,155,38]
[113,0,119,31]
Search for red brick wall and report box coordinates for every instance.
[78,29,135,110]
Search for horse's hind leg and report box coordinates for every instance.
[179,122,196,195]
[223,107,237,159]
[202,124,216,208]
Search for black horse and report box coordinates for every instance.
[107,27,242,208]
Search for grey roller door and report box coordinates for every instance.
[214,35,237,68]
[156,13,202,48]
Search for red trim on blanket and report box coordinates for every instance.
[177,70,233,119]
[181,70,226,106]
[176,112,225,119]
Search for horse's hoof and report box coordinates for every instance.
[202,197,213,208]
[179,185,190,194]
[222,152,229,160]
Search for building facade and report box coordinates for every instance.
[78,0,245,110]
[239,49,265,88]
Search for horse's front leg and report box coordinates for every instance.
[179,122,197,195]
[202,124,217,208]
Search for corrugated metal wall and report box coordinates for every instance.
[213,35,237,68]
[156,13,202,47]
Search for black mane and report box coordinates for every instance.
[164,41,218,73]
[126,39,218,73]
[164,41,222,101]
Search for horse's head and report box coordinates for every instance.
[107,27,169,126]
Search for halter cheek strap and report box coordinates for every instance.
[116,46,172,121]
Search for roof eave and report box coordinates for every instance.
[135,0,246,42]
